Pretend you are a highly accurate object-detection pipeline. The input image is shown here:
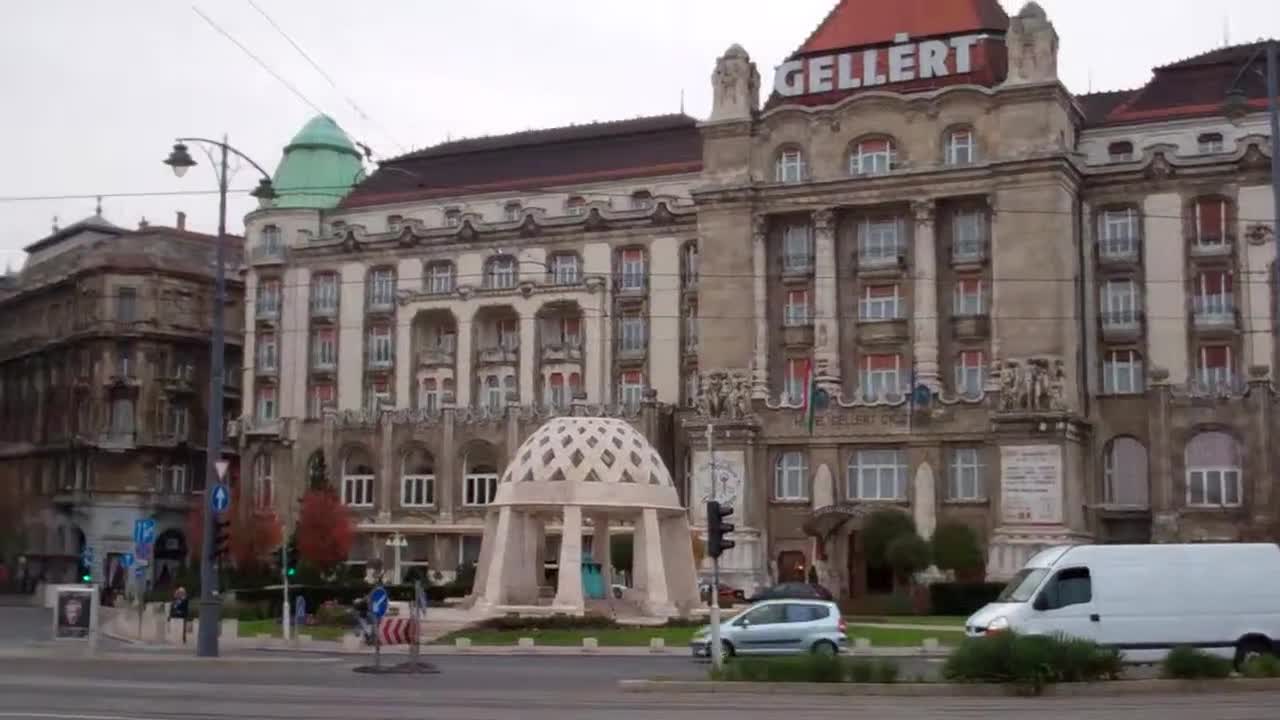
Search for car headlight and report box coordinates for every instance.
[985,616,1009,634]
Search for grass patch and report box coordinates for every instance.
[1161,646,1232,679]
[845,616,967,628]
[238,619,348,641]
[847,626,960,647]
[437,625,696,646]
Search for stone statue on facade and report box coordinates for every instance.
[1004,2,1059,86]
[696,368,755,421]
[998,357,1069,412]
[708,44,760,123]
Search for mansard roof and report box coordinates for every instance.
[794,0,1009,56]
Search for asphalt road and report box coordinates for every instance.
[0,654,1278,720]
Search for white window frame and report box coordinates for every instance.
[166,464,189,495]
[850,138,896,175]
[1101,279,1141,327]
[253,455,273,509]
[1102,350,1144,395]
[784,358,807,405]
[1187,467,1242,507]
[503,203,523,221]
[619,314,646,352]
[484,376,504,410]
[426,263,455,295]
[774,452,809,501]
[953,278,984,316]
[257,333,278,372]
[419,379,439,412]
[954,351,985,398]
[368,269,396,307]
[166,402,189,440]
[401,456,435,507]
[550,254,580,285]
[546,373,567,408]
[860,355,903,401]
[1100,208,1139,258]
[858,218,901,264]
[782,224,813,272]
[784,289,811,326]
[945,129,975,165]
[1196,345,1234,391]
[1193,198,1228,248]
[619,250,647,291]
[256,386,278,421]
[847,449,906,500]
[952,210,984,261]
[858,285,901,321]
[261,224,282,253]
[1193,271,1233,319]
[308,383,334,418]
[775,149,805,184]
[312,328,337,368]
[342,473,374,507]
[1198,134,1224,154]
[948,448,984,500]
[619,371,644,408]
[485,256,517,290]
[463,473,499,506]
[256,280,281,317]
[368,325,393,367]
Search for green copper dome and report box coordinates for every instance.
[269,115,364,209]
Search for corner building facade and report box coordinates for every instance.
[240,2,1278,599]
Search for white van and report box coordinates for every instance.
[966,543,1280,666]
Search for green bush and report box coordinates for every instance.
[1241,653,1280,679]
[886,533,932,580]
[931,523,986,578]
[863,509,917,570]
[1161,646,1232,679]
[928,582,1005,616]
[943,632,1122,692]
[712,656,900,684]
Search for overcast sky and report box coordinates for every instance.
[1,0,1275,269]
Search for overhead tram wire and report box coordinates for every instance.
[245,0,406,156]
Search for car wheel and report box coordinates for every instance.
[811,640,838,657]
[1234,636,1274,670]
[720,640,735,659]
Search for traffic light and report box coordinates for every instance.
[212,518,231,562]
[78,547,93,583]
[706,500,735,559]
[285,543,298,577]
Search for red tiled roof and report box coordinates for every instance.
[1089,40,1276,126]
[342,114,702,209]
[1075,89,1137,125]
[795,0,1009,56]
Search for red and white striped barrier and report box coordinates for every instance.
[377,617,418,645]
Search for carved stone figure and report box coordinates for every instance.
[999,357,1069,412]
[999,362,1020,411]
[1004,2,1059,86]
[708,44,760,123]
[1049,360,1068,411]
[696,369,756,420]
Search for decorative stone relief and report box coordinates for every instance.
[1004,2,1059,86]
[694,369,755,420]
[996,357,1069,412]
[709,44,760,123]
[1245,223,1275,245]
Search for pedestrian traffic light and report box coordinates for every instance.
[212,518,231,562]
[706,500,735,559]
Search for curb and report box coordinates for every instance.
[0,648,341,664]
[617,678,1280,697]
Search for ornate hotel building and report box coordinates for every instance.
[237,1,1277,597]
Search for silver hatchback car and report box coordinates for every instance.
[690,599,848,658]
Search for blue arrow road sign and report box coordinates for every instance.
[134,518,156,545]
[211,484,230,513]
[121,553,134,569]
[369,586,389,619]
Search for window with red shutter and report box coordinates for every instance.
[1196,198,1225,243]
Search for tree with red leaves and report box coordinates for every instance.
[296,488,354,576]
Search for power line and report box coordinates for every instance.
[245,0,406,155]
[192,4,328,118]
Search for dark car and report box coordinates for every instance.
[747,582,834,603]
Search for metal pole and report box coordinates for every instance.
[706,424,723,672]
[281,539,291,642]
[196,136,229,658]
[1266,42,1279,263]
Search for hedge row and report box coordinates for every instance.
[230,581,470,619]
[927,582,1005,616]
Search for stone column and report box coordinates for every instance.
[377,414,394,523]
[640,508,670,611]
[812,208,841,387]
[482,506,514,605]
[454,306,476,407]
[517,307,537,404]
[439,402,456,523]
[583,299,605,403]
[1146,369,1176,541]
[911,200,941,390]
[751,215,769,382]
[554,505,584,611]
[591,513,613,587]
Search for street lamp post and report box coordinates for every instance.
[164,136,275,658]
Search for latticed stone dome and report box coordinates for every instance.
[494,417,682,511]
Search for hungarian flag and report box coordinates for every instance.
[801,358,820,435]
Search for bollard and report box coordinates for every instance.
[583,637,599,652]
[854,637,872,652]
[517,637,535,649]
[455,637,472,651]
[648,637,665,653]
[922,637,939,651]
[341,633,363,652]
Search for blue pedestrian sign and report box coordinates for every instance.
[369,586,389,619]
[210,484,230,513]
[133,518,156,545]
[120,553,134,569]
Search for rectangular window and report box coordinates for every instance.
[419,379,439,412]
[1102,350,1143,395]
[1194,198,1227,246]
[860,354,903,401]
[1101,279,1141,326]
[1197,345,1233,390]
[859,284,901,321]
[619,314,646,352]
[620,249,647,291]
[619,370,644,408]
[784,358,808,404]
[402,473,435,507]
[784,289,811,326]
[310,273,339,314]
[952,211,984,261]
[166,464,189,495]
[849,448,906,500]
[776,150,805,183]
[1099,208,1139,258]
[775,453,808,501]
[955,350,985,398]
[116,342,133,376]
[483,376,504,410]
[368,268,396,306]
[945,129,975,165]
[1187,468,1241,507]
[256,333,277,372]
[1193,271,1233,318]
[954,277,984,316]
[486,257,516,289]
[116,287,138,323]
[368,325,393,367]
[852,139,895,175]
[948,448,984,500]
[782,224,813,272]
[546,373,567,408]
[464,473,499,506]
[343,475,374,507]
[858,218,901,264]
[308,383,334,419]
[256,386,277,421]
[166,403,189,440]
[496,319,518,349]
[551,254,580,285]
[1197,133,1224,154]
[426,263,454,295]
[312,328,337,368]
[504,203,522,222]
[367,380,392,412]
[256,280,281,318]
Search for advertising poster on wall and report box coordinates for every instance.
[1000,445,1063,525]
[690,450,745,526]
[52,585,97,641]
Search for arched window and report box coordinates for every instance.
[253,454,274,509]
[774,147,806,184]
[1103,437,1148,507]
[944,127,976,165]
[850,137,897,175]
[774,452,809,501]
[341,447,375,507]
[1185,431,1241,507]
[484,255,517,290]
[846,449,906,500]
[463,443,499,506]
[401,448,435,507]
